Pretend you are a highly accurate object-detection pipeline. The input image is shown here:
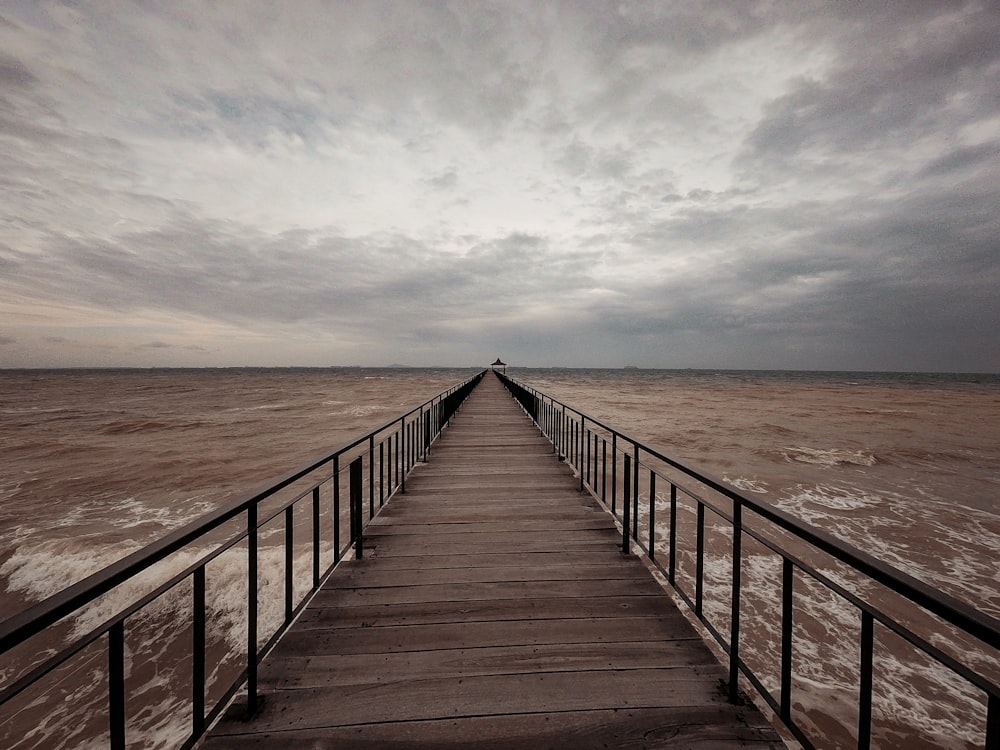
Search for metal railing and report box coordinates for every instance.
[497,371,1000,750]
[0,370,485,749]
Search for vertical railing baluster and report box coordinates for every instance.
[109,621,126,750]
[622,453,631,554]
[632,445,639,540]
[312,487,320,588]
[668,484,677,584]
[246,503,258,717]
[593,433,599,489]
[601,438,607,502]
[780,558,793,723]
[858,612,874,749]
[401,419,407,494]
[369,435,375,518]
[648,470,656,560]
[333,456,341,561]
[986,693,999,750]
[695,502,705,616]
[728,500,743,705]
[584,424,590,490]
[578,421,583,473]
[351,457,364,559]
[379,441,385,506]
[611,434,618,514]
[192,567,205,738]
[284,505,293,624]
[569,416,579,468]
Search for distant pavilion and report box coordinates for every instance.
[490,357,507,374]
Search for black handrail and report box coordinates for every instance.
[0,370,485,748]
[496,370,1000,750]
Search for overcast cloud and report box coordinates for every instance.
[1,1,998,370]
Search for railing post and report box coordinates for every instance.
[192,567,205,737]
[108,621,126,750]
[247,504,258,717]
[611,433,618,513]
[379,440,385,507]
[695,502,705,616]
[312,486,320,587]
[423,408,431,460]
[668,483,677,585]
[780,558,793,723]
[284,505,294,624]
[400,418,407,494]
[333,456,341,561]
[987,693,999,750]
[622,453,631,554]
[351,456,364,559]
[648,470,656,560]
[728,500,743,704]
[369,435,375,518]
[601,438,607,502]
[632,445,639,540]
[858,612,874,749]
[580,417,586,491]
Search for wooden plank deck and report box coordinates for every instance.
[203,372,784,748]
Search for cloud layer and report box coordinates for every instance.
[2,1,998,370]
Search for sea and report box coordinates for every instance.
[0,367,997,749]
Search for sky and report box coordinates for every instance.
[1,2,998,371]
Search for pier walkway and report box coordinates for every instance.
[204,373,783,748]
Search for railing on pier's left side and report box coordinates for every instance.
[495,370,1000,750]
[0,370,485,750]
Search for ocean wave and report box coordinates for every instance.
[777,483,880,512]
[331,404,390,417]
[0,535,320,750]
[722,475,769,494]
[781,446,877,467]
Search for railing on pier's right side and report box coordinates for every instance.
[0,370,485,750]
[497,370,1000,750]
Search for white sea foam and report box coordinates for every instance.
[691,546,986,749]
[722,475,769,494]
[2,535,319,750]
[778,483,879,513]
[781,446,877,467]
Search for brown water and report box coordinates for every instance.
[0,367,997,748]
[518,368,1000,749]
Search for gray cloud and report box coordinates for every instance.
[1,1,998,370]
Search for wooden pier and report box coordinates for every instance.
[204,373,783,748]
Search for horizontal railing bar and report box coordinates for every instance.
[501,373,1000,650]
[257,474,334,529]
[0,372,484,655]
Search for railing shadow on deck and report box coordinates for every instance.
[496,371,1000,750]
[0,371,485,750]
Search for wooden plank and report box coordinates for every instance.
[209,669,728,732]
[275,615,692,656]
[296,594,682,628]
[364,536,616,557]
[259,640,714,688]
[204,705,783,749]
[322,563,650,588]
[346,549,627,569]
[305,577,668,606]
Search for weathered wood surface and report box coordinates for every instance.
[204,372,783,748]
